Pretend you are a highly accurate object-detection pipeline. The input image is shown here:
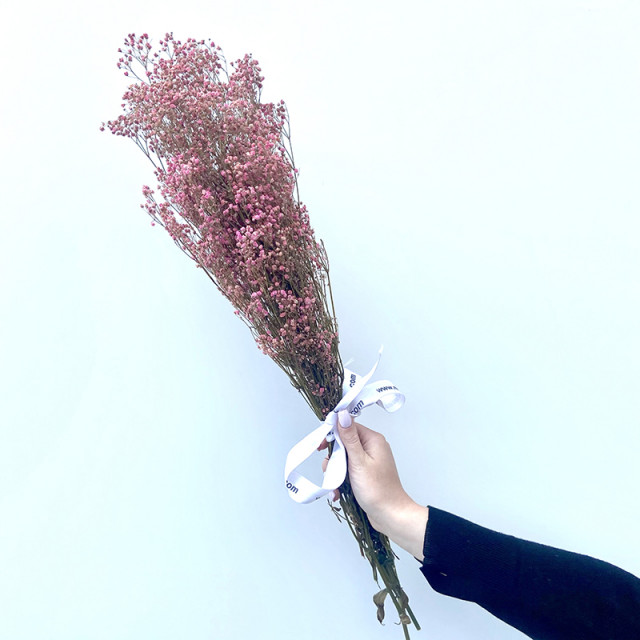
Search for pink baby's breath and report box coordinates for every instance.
[104,33,342,417]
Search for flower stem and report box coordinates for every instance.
[329,453,420,637]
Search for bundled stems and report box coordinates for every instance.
[328,448,420,637]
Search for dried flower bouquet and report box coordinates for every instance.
[104,33,419,637]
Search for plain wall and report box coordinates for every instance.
[1,2,638,639]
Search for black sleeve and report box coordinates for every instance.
[419,507,640,640]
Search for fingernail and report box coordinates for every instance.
[338,410,352,428]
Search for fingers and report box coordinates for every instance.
[318,419,390,510]
[337,420,366,467]
[317,410,351,450]
[351,422,385,452]
[318,419,382,460]
[338,410,352,428]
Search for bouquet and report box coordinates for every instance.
[103,33,419,637]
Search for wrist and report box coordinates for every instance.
[377,500,429,561]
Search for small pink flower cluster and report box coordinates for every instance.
[105,34,342,416]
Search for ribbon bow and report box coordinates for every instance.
[284,348,405,504]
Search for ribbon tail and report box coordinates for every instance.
[284,418,347,504]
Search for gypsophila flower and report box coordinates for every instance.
[104,33,342,417]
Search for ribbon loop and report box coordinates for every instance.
[284,349,405,504]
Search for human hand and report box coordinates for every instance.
[319,412,428,560]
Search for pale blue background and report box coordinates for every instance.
[1,2,638,639]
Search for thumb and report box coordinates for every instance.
[337,412,366,466]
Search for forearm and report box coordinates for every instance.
[375,500,429,561]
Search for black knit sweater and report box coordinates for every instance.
[420,507,640,639]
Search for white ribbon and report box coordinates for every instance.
[284,348,405,504]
